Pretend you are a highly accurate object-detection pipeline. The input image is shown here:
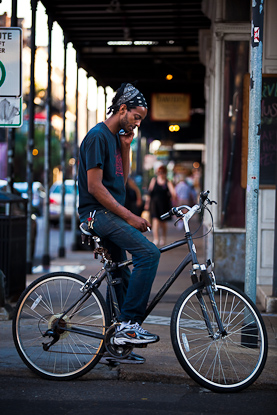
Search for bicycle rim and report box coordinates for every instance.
[13,272,109,380]
[171,282,268,392]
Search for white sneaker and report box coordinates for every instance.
[114,322,159,345]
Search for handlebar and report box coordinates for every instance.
[160,190,216,221]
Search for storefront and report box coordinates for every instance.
[200,0,276,289]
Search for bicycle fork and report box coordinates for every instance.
[196,269,227,340]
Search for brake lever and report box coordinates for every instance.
[206,198,217,206]
[174,217,183,227]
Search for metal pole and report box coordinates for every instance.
[6,0,18,193]
[42,14,53,266]
[86,74,89,132]
[58,35,67,258]
[244,0,264,303]
[11,0,17,25]
[273,139,277,297]
[71,58,79,251]
[26,0,37,274]
[104,87,107,118]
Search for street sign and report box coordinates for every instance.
[0,27,22,98]
[0,96,22,127]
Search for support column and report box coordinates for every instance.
[212,30,223,228]
[71,58,79,251]
[273,158,277,297]
[6,0,18,193]
[86,74,89,132]
[104,87,107,118]
[42,14,53,266]
[58,35,67,258]
[245,1,264,303]
[26,0,37,274]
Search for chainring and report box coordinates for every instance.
[104,324,133,358]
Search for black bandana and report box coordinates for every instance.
[109,83,148,114]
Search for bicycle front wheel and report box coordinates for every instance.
[171,282,268,392]
[13,272,110,380]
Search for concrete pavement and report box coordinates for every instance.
[0,221,276,389]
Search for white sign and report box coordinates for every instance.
[0,97,22,127]
[0,28,22,97]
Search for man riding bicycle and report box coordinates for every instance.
[78,83,160,358]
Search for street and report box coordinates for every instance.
[0,376,276,415]
[1,216,275,414]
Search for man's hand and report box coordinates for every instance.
[126,212,151,233]
[120,131,134,147]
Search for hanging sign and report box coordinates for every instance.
[151,93,191,121]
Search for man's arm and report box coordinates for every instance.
[120,131,134,184]
[87,167,150,232]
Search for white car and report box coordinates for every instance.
[49,179,79,224]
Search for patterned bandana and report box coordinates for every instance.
[114,83,148,109]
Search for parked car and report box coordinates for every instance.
[49,179,79,225]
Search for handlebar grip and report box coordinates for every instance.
[160,211,171,220]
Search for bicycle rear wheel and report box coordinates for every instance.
[13,272,110,380]
[171,282,268,392]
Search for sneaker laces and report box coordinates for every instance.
[130,322,149,334]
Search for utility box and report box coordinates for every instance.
[0,191,27,300]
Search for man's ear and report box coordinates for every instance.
[119,104,127,114]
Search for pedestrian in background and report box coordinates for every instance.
[145,165,176,246]
[175,170,198,208]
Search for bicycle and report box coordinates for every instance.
[12,191,268,392]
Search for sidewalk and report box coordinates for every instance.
[0,221,276,389]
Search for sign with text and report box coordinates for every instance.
[0,28,22,97]
[151,93,191,121]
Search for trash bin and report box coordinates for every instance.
[0,191,27,300]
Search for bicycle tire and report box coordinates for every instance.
[13,272,110,380]
[170,281,268,392]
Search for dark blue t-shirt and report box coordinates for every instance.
[78,122,126,221]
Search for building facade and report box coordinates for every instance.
[200,0,276,289]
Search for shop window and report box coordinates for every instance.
[221,41,249,228]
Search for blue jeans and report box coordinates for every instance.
[91,209,161,324]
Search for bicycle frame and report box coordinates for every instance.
[102,212,227,338]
